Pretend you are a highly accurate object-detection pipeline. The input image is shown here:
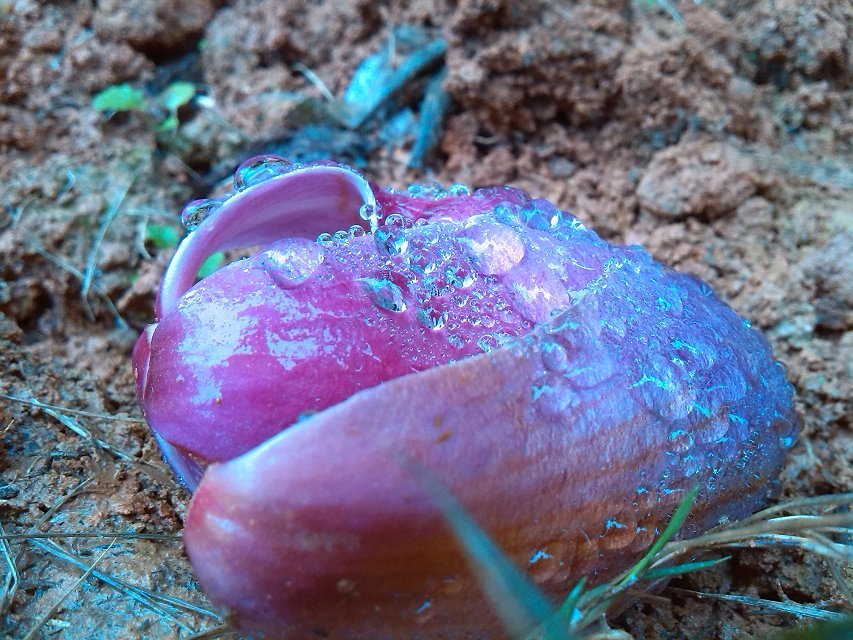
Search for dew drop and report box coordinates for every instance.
[447,333,465,348]
[408,248,437,275]
[449,183,470,196]
[374,224,409,257]
[541,341,569,372]
[180,198,224,230]
[384,213,405,227]
[233,155,291,191]
[359,203,380,232]
[333,230,349,244]
[316,232,334,247]
[476,334,497,352]
[418,306,448,330]
[349,224,366,238]
[258,238,324,288]
[445,260,477,288]
[523,199,562,230]
[459,221,526,275]
[361,277,407,313]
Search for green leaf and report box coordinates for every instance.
[156,114,179,132]
[92,83,146,113]
[197,252,224,278]
[145,223,181,249]
[158,82,196,112]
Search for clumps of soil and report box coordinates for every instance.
[637,140,756,220]
[0,0,850,638]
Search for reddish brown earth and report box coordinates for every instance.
[0,1,850,638]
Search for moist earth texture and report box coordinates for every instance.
[0,1,850,638]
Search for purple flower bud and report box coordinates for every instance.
[133,159,798,637]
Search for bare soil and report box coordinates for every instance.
[0,1,850,638]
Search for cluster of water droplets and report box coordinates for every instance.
[179,155,357,231]
[297,182,598,356]
[211,172,601,364]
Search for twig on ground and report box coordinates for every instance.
[33,475,97,531]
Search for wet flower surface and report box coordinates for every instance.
[132,158,799,637]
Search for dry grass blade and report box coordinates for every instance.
[536,493,853,637]
[31,246,127,328]
[0,523,20,616]
[737,493,853,525]
[80,173,137,308]
[36,401,138,463]
[33,475,97,531]
[20,397,165,473]
[0,393,147,423]
[28,538,220,630]
[188,624,242,639]
[21,538,117,640]
[825,559,853,605]
[672,588,848,621]
[0,531,180,542]
[655,509,853,568]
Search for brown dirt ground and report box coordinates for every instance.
[0,0,850,638]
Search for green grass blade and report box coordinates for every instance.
[404,458,573,639]
[620,486,699,586]
[557,577,587,625]
[642,556,730,581]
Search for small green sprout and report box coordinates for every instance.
[92,81,198,132]
[196,252,225,279]
[144,222,222,278]
[91,83,146,113]
[155,82,197,132]
[145,222,181,250]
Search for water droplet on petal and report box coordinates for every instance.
[459,221,525,275]
[361,277,407,313]
[418,306,447,330]
[449,183,470,196]
[541,341,569,372]
[384,213,404,227]
[349,224,366,238]
[476,334,497,352]
[445,259,477,288]
[316,232,334,247]
[233,155,291,191]
[333,230,349,244]
[374,223,409,257]
[181,198,224,230]
[408,248,437,275]
[258,238,324,288]
[359,203,380,232]
[506,268,570,324]
[524,199,562,230]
